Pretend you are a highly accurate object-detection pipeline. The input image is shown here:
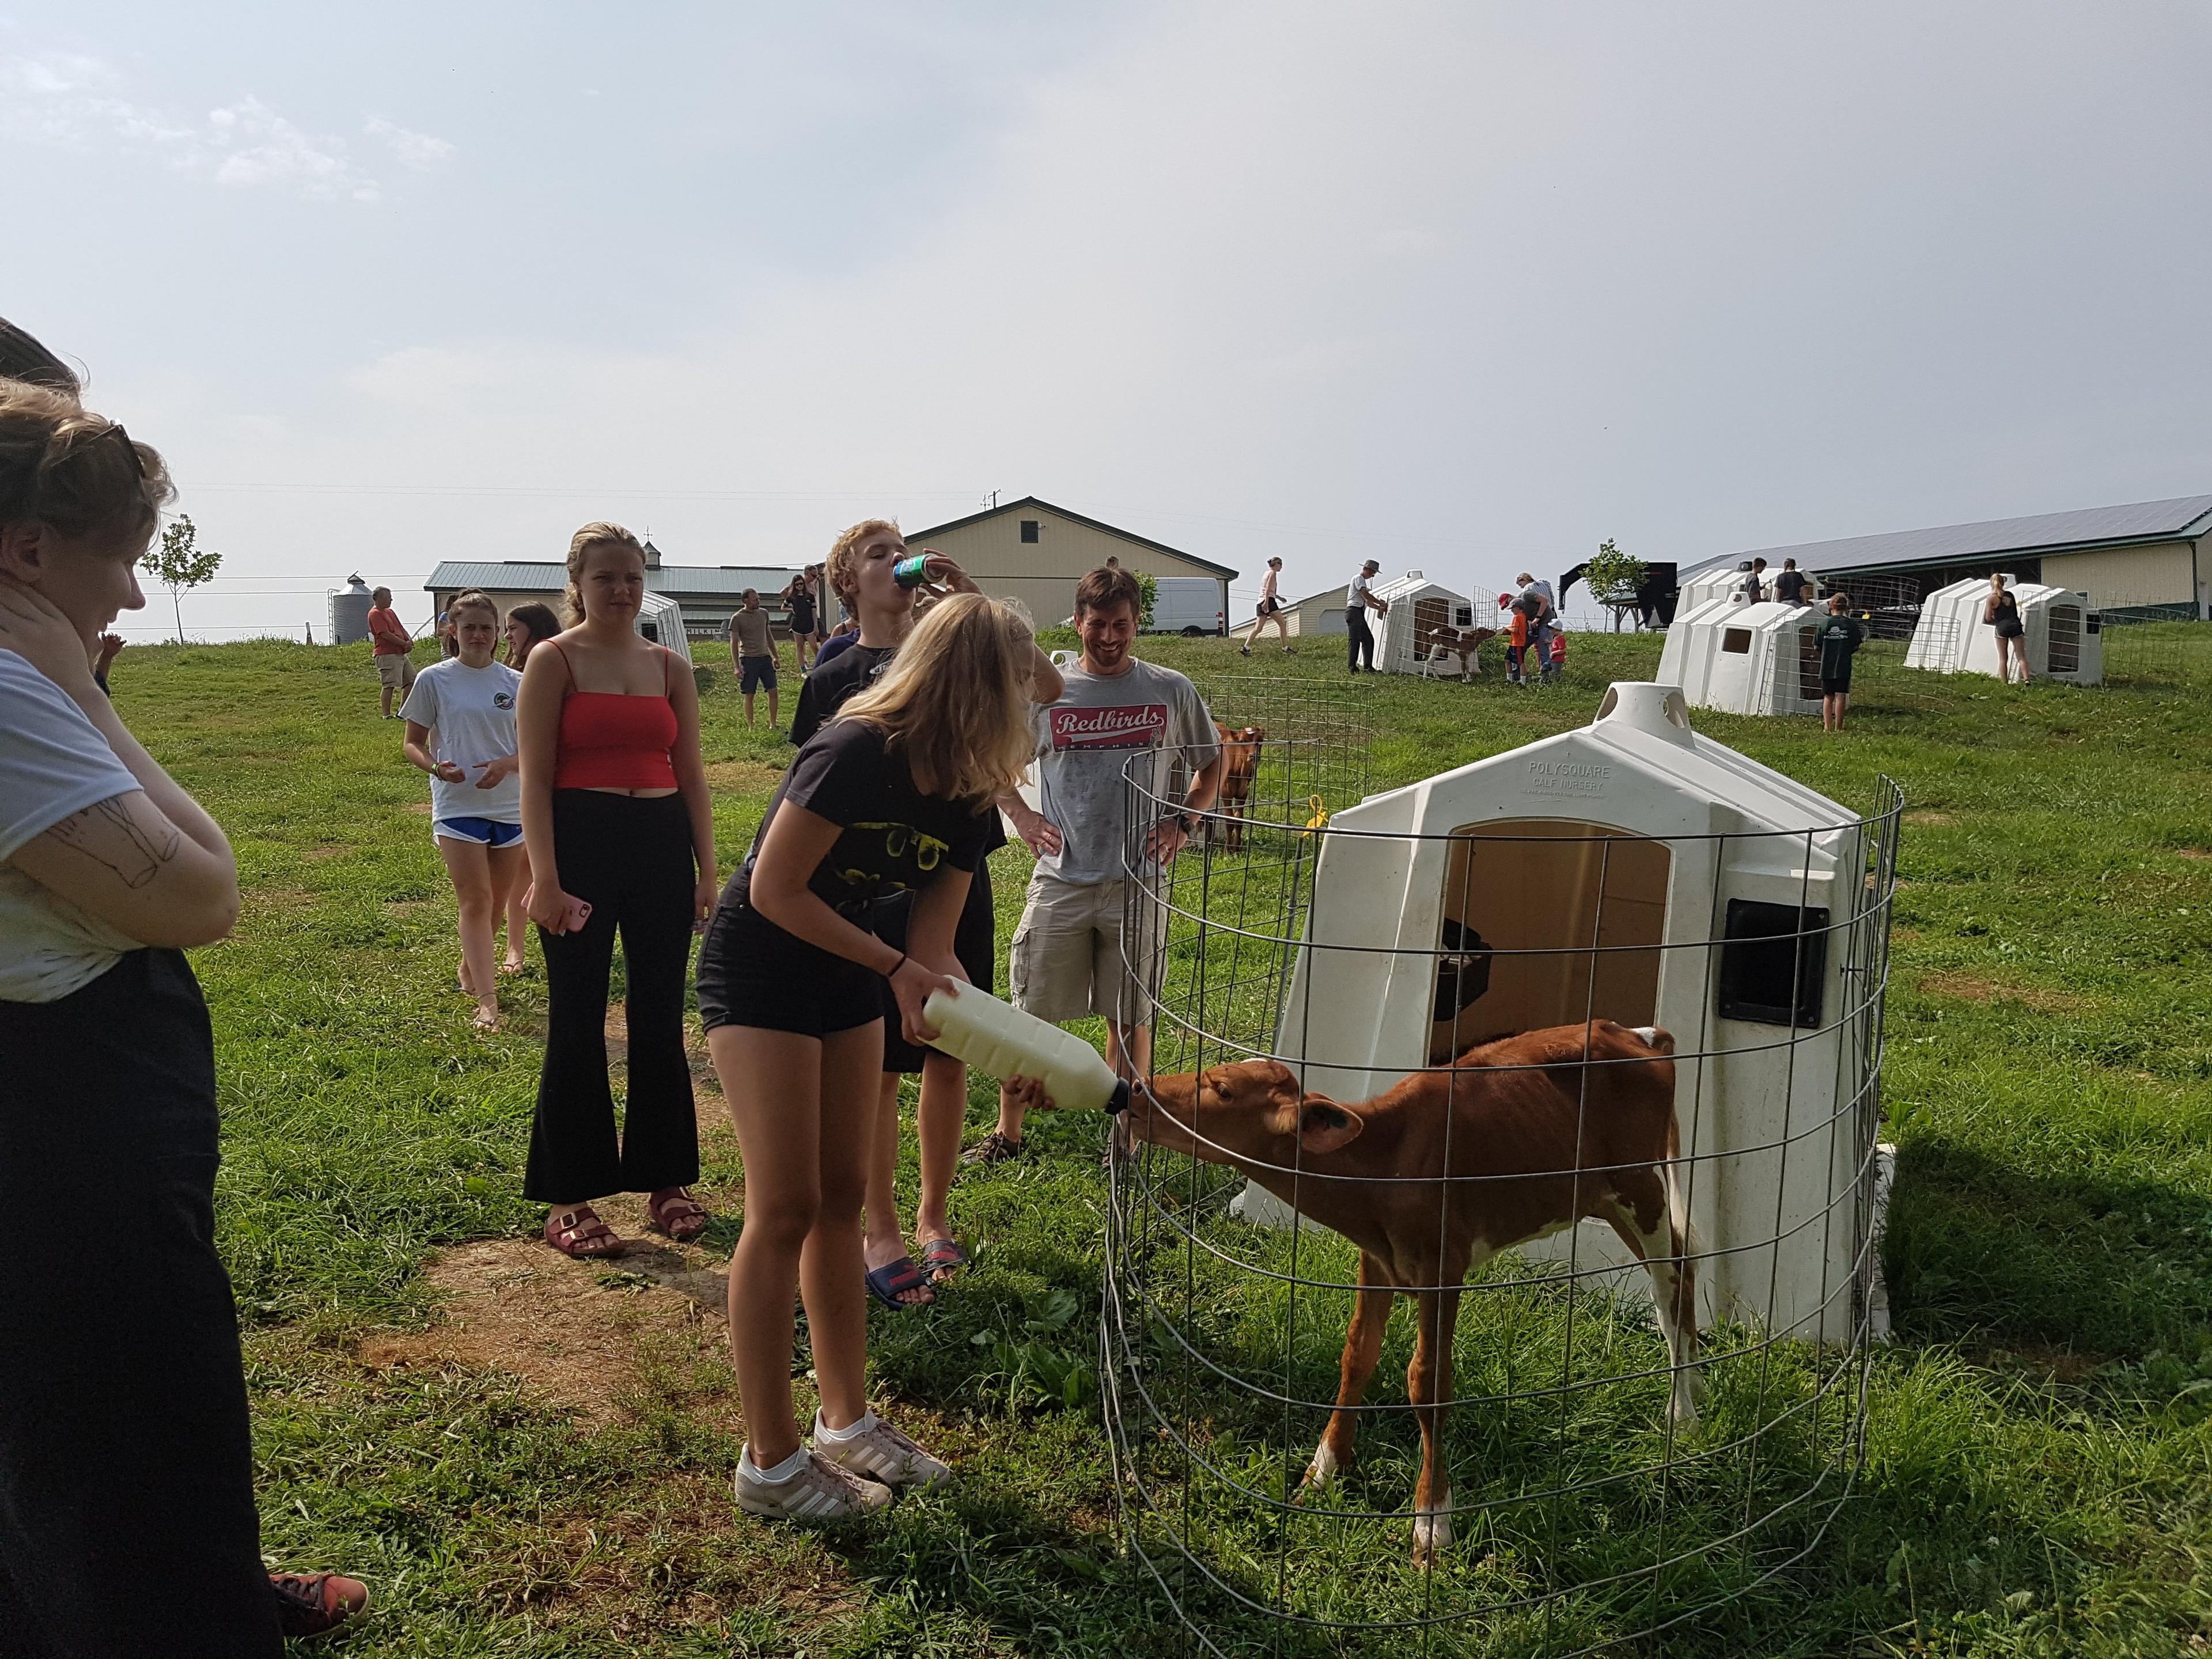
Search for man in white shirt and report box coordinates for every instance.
[1346,559,1387,673]
[969,564,1222,1165]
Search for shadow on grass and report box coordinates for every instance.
[1886,1134,2212,1362]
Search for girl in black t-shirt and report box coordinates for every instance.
[697,593,1040,1521]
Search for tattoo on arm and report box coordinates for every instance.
[46,798,181,889]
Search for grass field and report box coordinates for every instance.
[107,624,2212,1655]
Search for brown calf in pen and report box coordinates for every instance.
[1208,722,1263,851]
[1125,1020,1698,1565]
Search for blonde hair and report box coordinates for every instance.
[0,379,173,551]
[447,589,500,625]
[563,521,645,625]
[825,517,900,605]
[839,593,1035,805]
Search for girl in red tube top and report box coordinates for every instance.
[516,522,718,1257]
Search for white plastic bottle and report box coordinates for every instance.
[922,984,1131,1115]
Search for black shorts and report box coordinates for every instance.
[1820,671,1852,695]
[695,898,881,1039]
[740,654,778,693]
[875,860,997,1074]
[1259,595,1281,615]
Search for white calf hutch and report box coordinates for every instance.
[1656,595,1828,717]
[1368,570,1477,675]
[1236,683,1888,1342]
[1102,687,1903,1647]
[1904,574,2101,684]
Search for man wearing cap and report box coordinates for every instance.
[1346,559,1387,673]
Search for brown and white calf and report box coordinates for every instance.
[1208,722,1264,851]
[1419,624,1497,681]
[1125,1020,1697,1564]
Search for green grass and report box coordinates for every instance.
[105,628,2212,1654]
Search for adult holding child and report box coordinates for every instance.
[516,522,717,1258]
[698,593,1039,1517]
[790,522,1063,1306]
[402,589,526,1030]
[975,564,1221,1165]
[0,375,366,1647]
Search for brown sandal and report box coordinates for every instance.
[545,1206,624,1258]
[647,1187,710,1243]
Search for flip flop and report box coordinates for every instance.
[918,1237,969,1284]
[865,1256,934,1310]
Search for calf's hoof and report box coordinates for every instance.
[1411,1505,1453,1566]
[1299,1440,1344,1497]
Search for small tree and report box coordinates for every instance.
[1134,571,1158,629]
[1583,537,1647,603]
[143,514,221,643]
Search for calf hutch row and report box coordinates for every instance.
[1106,681,1901,1649]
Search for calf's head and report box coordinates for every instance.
[1128,1059,1363,1173]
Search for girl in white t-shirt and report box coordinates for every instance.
[401,589,525,1030]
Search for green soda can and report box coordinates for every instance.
[893,554,934,589]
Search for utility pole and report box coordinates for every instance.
[984,489,999,510]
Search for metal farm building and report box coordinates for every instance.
[1678,494,2212,627]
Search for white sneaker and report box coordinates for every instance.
[734,1448,892,1520]
[813,1410,952,1491]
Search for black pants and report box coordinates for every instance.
[525,790,701,1204]
[0,951,282,1659]
[1347,609,1375,672]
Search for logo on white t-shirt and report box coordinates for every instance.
[1049,704,1168,751]
[494,691,514,709]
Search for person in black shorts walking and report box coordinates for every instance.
[790,520,1063,1306]
[696,593,1043,1520]
[785,570,818,672]
[1814,593,1866,732]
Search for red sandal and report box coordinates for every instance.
[544,1206,624,1258]
[647,1187,710,1243]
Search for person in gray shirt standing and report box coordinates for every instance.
[971,564,1223,1164]
[729,588,781,728]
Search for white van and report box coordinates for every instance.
[1148,577,1225,636]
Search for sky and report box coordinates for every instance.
[7,1,2212,639]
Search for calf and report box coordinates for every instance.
[1208,723,1264,851]
[1419,625,1497,681]
[1125,1020,1696,1565]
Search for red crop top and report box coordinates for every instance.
[549,643,680,790]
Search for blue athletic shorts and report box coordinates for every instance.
[740,654,778,694]
[434,816,524,847]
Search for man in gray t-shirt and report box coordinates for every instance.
[727,589,781,728]
[971,565,1222,1164]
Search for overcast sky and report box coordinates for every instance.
[9,2,2212,637]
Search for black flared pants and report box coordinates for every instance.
[524,789,701,1204]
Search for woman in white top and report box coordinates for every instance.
[402,588,525,1030]
[0,374,366,1646]
[1241,555,1291,655]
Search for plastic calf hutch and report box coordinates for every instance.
[636,591,694,664]
[1369,571,1478,676]
[1656,596,1828,717]
[1904,575,2101,684]
[1104,684,1903,1653]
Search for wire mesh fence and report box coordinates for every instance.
[1102,737,1906,1656]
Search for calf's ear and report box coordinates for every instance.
[1298,1098,1363,1155]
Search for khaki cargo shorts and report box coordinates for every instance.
[1007,870,1169,1028]
[377,653,416,690]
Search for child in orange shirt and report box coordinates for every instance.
[1501,593,1528,685]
